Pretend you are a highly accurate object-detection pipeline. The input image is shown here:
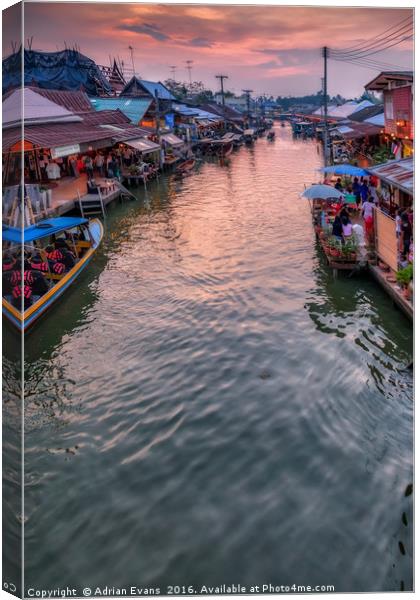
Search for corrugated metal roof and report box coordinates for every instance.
[81,109,131,125]
[364,113,385,127]
[3,88,82,128]
[347,104,384,123]
[365,71,413,91]
[331,121,381,140]
[161,133,184,146]
[120,77,175,100]
[3,120,151,151]
[138,79,175,100]
[172,103,199,116]
[28,87,92,113]
[89,97,152,123]
[367,158,413,194]
[313,101,373,119]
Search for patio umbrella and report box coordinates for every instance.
[320,164,368,177]
[301,184,344,200]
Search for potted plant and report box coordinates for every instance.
[342,238,358,262]
[329,238,342,258]
[396,264,413,299]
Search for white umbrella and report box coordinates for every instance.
[301,184,343,200]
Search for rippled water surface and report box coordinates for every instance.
[10,125,413,592]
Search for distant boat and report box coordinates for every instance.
[243,129,255,144]
[267,131,275,141]
[174,158,196,176]
[222,142,233,157]
[2,216,103,332]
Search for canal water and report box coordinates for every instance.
[6,124,413,592]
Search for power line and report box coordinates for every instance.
[330,15,412,54]
[329,23,413,59]
[330,53,408,70]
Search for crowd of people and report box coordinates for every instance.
[324,173,413,269]
[3,237,78,311]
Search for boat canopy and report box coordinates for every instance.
[3,216,88,244]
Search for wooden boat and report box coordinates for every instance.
[267,131,275,140]
[243,129,255,144]
[221,143,233,157]
[175,159,196,174]
[2,216,103,332]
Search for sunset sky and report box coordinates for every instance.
[3,2,414,98]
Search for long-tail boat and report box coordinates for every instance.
[2,216,103,332]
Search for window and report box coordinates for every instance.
[384,94,394,119]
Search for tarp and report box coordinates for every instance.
[124,138,160,154]
[3,48,112,95]
[3,217,88,244]
[161,133,184,146]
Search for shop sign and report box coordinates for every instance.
[51,144,80,158]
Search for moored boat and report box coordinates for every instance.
[2,216,104,332]
[175,159,196,174]
[243,129,255,144]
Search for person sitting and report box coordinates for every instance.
[332,215,343,241]
[334,178,343,192]
[87,179,99,195]
[45,245,74,272]
[29,253,50,274]
[3,254,17,272]
[9,259,49,310]
[341,215,353,239]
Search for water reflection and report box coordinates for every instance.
[21,124,412,592]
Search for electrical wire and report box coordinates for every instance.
[330,57,404,72]
[329,15,412,55]
[331,54,408,70]
[329,24,413,59]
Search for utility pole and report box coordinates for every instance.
[185,60,193,86]
[129,45,136,76]
[170,65,177,80]
[242,89,253,126]
[322,46,329,166]
[216,74,228,131]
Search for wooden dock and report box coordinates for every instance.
[369,264,413,321]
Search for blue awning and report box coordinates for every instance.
[3,217,88,244]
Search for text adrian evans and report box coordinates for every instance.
[26,584,335,597]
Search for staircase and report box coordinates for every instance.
[77,188,106,218]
